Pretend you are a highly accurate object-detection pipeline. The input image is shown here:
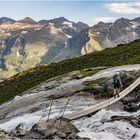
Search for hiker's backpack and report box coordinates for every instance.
[113,75,119,85]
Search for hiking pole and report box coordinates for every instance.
[60,98,70,126]
[47,100,53,122]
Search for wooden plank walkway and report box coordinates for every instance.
[63,77,140,121]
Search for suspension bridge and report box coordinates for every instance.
[62,77,140,121]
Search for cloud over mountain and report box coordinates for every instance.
[106,2,140,14]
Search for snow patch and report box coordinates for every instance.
[21,31,28,34]
[0,104,73,132]
[49,22,55,26]
[6,33,11,36]
[96,32,101,35]
[0,113,40,132]
[130,22,140,38]
[66,34,72,38]
[74,109,140,140]
[131,22,140,29]
[63,21,73,28]
[78,130,120,140]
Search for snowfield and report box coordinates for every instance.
[63,21,73,28]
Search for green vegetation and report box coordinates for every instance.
[97,91,109,99]
[82,78,106,92]
[0,39,140,104]
[82,78,109,99]
[71,67,107,79]
[75,78,109,99]
[80,67,106,77]
[4,54,42,72]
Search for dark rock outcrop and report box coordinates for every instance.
[14,119,87,140]
[124,103,140,112]
[10,123,27,137]
[110,115,140,128]
[0,129,20,140]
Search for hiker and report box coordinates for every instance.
[112,73,123,98]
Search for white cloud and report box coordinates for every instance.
[92,16,116,23]
[106,2,140,14]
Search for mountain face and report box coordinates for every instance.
[39,17,89,37]
[52,17,140,62]
[0,16,140,80]
[18,17,37,24]
[0,17,15,24]
[0,17,89,79]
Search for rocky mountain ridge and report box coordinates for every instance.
[0,17,89,79]
[0,16,140,80]
[52,17,140,62]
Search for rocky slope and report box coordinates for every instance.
[0,65,140,140]
[53,17,140,62]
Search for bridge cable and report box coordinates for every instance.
[59,98,70,125]
[47,100,53,122]
[38,100,52,122]
[45,98,70,135]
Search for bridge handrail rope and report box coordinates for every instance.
[45,98,70,135]
[38,100,51,122]
[59,98,69,125]
[47,100,53,122]
[63,77,140,121]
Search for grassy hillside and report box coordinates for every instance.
[0,39,140,104]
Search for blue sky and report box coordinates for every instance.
[0,1,140,26]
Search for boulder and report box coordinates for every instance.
[12,123,27,137]
[0,129,7,138]
[110,115,140,128]
[21,119,82,139]
[0,129,20,140]
[124,103,139,112]
[76,74,84,79]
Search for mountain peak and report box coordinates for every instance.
[0,17,15,24]
[39,20,49,25]
[115,17,130,24]
[76,22,89,29]
[49,17,69,24]
[98,21,105,25]
[114,17,131,27]
[93,21,111,28]
[18,17,37,24]
[56,16,68,21]
[132,17,140,22]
